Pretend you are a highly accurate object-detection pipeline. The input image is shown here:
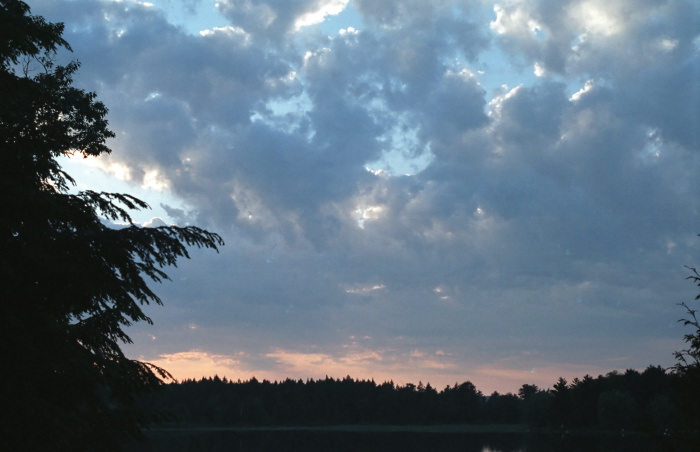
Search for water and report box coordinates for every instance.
[129,429,696,451]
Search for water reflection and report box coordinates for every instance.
[129,430,694,452]
[132,430,523,452]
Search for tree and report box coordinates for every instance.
[551,377,570,427]
[0,1,223,449]
[674,267,700,372]
[597,390,636,430]
[672,266,700,427]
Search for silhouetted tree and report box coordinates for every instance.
[0,1,222,449]
[523,389,553,428]
[674,267,700,371]
[672,266,700,428]
[551,377,571,428]
[484,392,521,424]
[439,381,483,423]
[518,383,539,400]
[151,370,694,432]
[597,390,636,430]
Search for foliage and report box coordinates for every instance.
[671,266,700,428]
[674,267,700,372]
[151,367,691,432]
[0,1,222,449]
[154,376,485,427]
[597,390,636,430]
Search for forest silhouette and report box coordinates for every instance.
[149,364,698,433]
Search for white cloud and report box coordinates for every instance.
[142,217,168,228]
[294,0,349,30]
[490,2,544,38]
[569,0,624,37]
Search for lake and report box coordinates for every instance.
[128,428,696,451]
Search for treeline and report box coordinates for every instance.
[150,366,698,432]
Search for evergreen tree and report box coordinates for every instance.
[0,1,222,449]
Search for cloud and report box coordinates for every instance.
[491,0,700,79]
[30,0,700,392]
[141,217,168,228]
[294,0,349,30]
[145,345,465,390]
[145,350,244,381]
[216,0,350,42]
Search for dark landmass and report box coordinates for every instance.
[146,365,699,434]
[147,424,529,433]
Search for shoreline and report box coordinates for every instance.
[146,424,530,434]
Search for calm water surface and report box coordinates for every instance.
[130,430,695,451]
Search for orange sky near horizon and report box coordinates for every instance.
[144,348,630,395]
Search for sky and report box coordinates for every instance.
[29,0,699,394]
